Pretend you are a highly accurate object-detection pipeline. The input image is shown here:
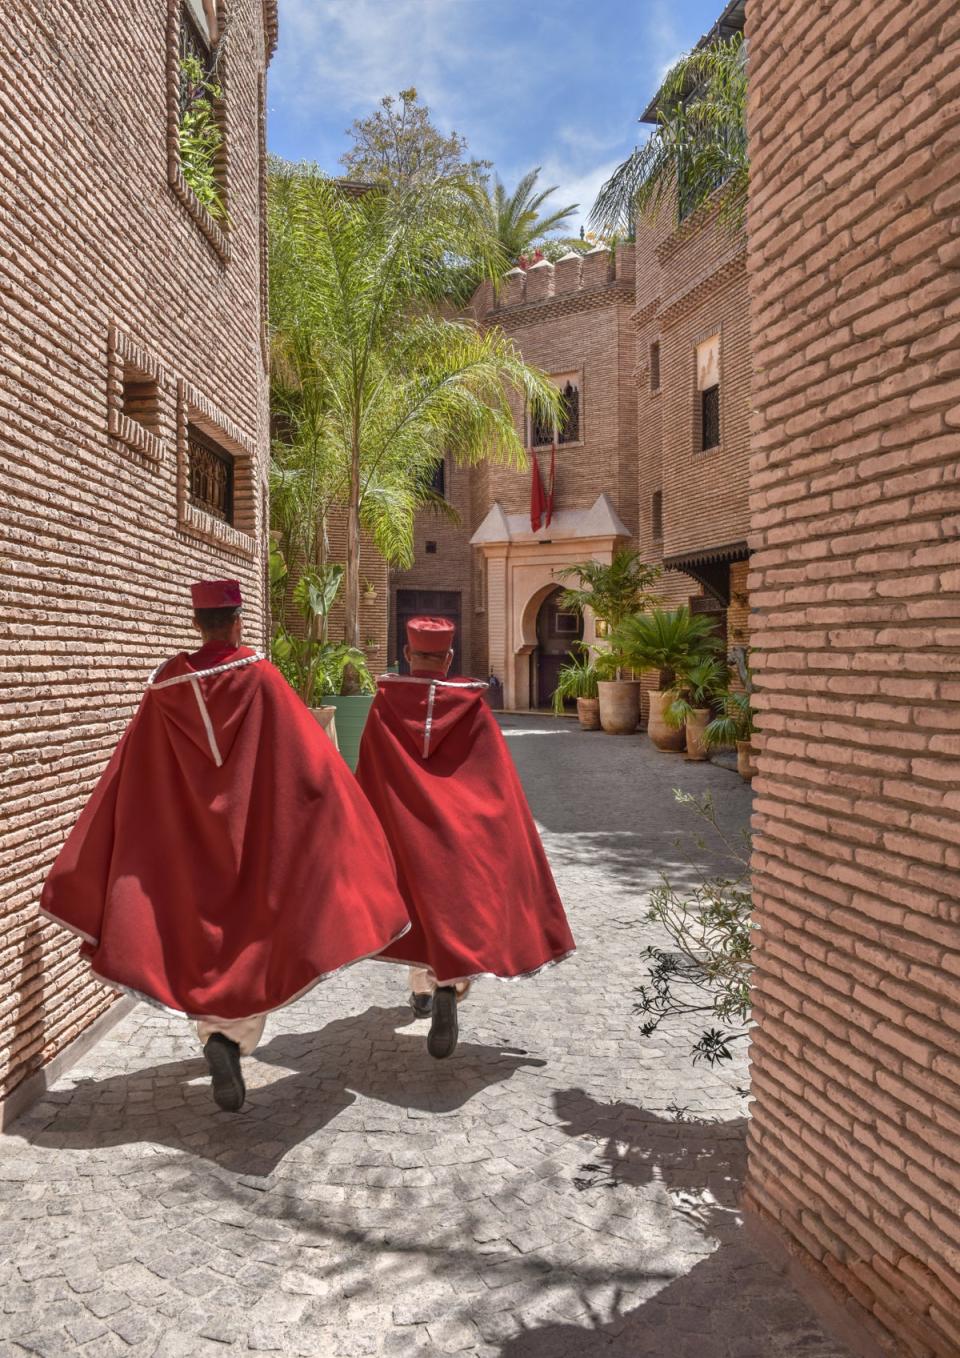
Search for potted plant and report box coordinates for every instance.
[551,646,601,729]
[664,656,729,761]
[270,564,375,765]
[556,549,661,735]
[611,606,723,751]
[706,662,760,782]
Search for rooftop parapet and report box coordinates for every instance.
[579,244,614,289]
[501,266,526,307]
[524,258,555,302]
[554,251,583,294]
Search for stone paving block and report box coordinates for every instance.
[0,722,859,1358]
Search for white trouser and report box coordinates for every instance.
[196,1014,266,1056]
[408,967,471,1001]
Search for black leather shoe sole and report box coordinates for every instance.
[427,986,458,1059]
[409,992,434,1018]
[204,1035,245,1111]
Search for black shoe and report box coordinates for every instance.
[204,1034,245,1111]
[409,991,434,1018]
[427,986,458,1060]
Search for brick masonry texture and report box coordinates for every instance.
[0,2,273,1105]
[0,719,861,1358]
[745,3,960,1355]
[392,210,753,694]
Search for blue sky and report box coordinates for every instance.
[267,0,726,232]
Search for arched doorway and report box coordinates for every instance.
[532,587,583,709]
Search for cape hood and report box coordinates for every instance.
[356,674,575,985]
[373,674,490,761]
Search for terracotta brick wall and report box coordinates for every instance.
[634,195,751,623]
[745,3,960,1354]
[0,2,273,1103]
[391,270,640,686]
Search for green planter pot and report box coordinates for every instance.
[321,693,375,771]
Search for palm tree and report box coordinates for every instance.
[482,168,579,265]
[590,34,747,235]
[555,549,662,630]
[268,161,562,665]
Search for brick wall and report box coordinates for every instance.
[391,262,640,685]
[745,3,960,1354]
[634,194,751,633]
[0,2,274,1103]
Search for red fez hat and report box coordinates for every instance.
[406,615,455,653]
[190,579,243,609]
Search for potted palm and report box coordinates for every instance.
[551,646,601,729]
[556,549,661,735]
[664,656,729,761]
[611,606,723,751]
[269,163,562,743]
[703,654,757,778]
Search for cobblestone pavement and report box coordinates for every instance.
[2,716,856,1358]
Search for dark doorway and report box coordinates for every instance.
[533,587,583,709]
[396,589,462,674]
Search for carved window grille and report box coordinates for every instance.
[530,405,553,449]
[188,424,234,523]
[557,381,580,444]
[701,385,720,451]
[178,4,213,117]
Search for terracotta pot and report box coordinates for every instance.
[646,690,684,752]
[597,680,640,734]
[576,696,601,730]
[310,705,339,751]
[684,708,711,761]
[737,738,758,781]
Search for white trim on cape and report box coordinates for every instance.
[82,920,413,1024]
[369,946,576,987]
[148,650,264,690]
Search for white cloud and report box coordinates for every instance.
[534,156,626,235]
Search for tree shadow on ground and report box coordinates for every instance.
[495,1089,851,1358]
[10,1005,544,1176]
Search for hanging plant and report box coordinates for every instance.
[178,55,227,222]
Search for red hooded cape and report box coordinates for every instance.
[355,674,575,984]
[40,644,410,1020]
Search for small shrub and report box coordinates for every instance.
[634,789,752,1064]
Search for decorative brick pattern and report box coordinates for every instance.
[0,0,272,1106]
[107,325,169,465]
[745,4,960,1355]
[176,377,257,557]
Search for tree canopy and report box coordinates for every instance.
[340,87,490,189]
[590,34,747,235]
[268,161,561,659]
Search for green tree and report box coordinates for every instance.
[340,87,489,189]
[555,549,661,629]
[590,34,747,234]
[268,161,561,669]
[480,168,578,266]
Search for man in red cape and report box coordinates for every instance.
[356,616,575,1059]
[41,580,409,1111]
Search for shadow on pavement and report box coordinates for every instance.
[11,1005,544,1176]
[494,1089,850,1358]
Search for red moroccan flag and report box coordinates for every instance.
[544,443,557,528]
[530,449,546,531]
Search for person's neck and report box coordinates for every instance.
[193,637,240,655]
[410,666,446,679]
